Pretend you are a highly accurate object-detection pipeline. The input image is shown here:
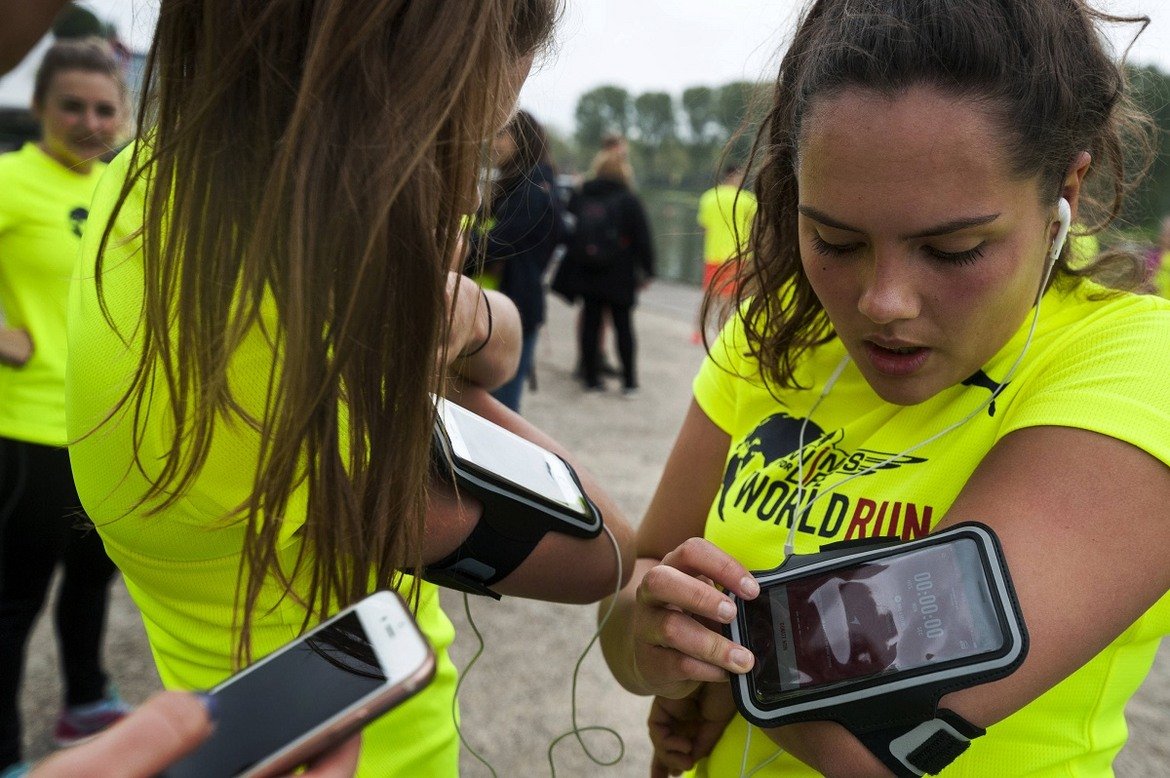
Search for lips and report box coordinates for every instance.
[863,338,931,376]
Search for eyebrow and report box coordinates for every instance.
[798,205,1001,240]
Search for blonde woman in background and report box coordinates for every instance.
[0,39,130,776]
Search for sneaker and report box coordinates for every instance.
[622,385,640,398]
[583,381,606,393]
[53,691,133,747]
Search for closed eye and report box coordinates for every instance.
[811,234,863,256]
[924,244,985,265]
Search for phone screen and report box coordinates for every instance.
[165,612,387,777]
[744,539,1004,704]
[437,399,588,514]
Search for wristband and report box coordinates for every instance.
[459,288,493,358]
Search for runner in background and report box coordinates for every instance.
[0,39,130,776]
[693,163,757,344]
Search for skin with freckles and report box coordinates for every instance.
[797,86,1078,406]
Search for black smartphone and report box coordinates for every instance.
[728,524,1027,726]
[163,591,435,778]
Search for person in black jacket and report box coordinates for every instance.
[564,149,655,394]
[467,110,562,412]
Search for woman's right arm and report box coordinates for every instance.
[0,327,31,366]
[599,399,758,697]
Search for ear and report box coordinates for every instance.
[1060,151,1092,223]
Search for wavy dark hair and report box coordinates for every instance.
[493,108,555,201]
[703,0,1154,391]
[93,0,559,663]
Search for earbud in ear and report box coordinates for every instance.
[1049,197,1072,264]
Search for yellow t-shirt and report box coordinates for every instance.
[690,281,1170,776]
[0,143,105,445]
[697,184,757,265]
[66,149,459,775]
[1156,250,1170,299]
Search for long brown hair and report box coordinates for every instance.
[94,0,557,662]
[704,0,1154,392]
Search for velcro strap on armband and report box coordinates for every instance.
[422,515,544,598]
[859,708,984,777]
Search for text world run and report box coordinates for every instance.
[730,470,933,540]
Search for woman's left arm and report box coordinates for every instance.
[435,383,636,602]
[762,425,1170,776]
[443,271,521,391]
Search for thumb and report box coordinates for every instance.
[32,692,214,778]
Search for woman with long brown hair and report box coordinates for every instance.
[63,1,633,774]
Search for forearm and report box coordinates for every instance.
[0,0,69,74]
[0,327,32,366]
[450,289,521,390]
[761,722,891,778]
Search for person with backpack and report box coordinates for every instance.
[564,148,655,394]
[466,110,563,413]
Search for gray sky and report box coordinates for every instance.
[2,0,1168,134]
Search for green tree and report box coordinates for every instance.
[716,81,770,167]
[681,86,726,186]
[574,85,632,153]
[1125,65,1170,234]
[632,91,677,186]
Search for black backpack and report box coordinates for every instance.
[570,192,626,269]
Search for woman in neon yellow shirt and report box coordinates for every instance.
[600,1,1170,776]
[65,2,634,776]
[0,39,132,775]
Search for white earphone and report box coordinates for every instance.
[1049,197,1072,265]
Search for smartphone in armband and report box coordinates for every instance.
[425,397,603,597]
[163,591,435,778]
[727,523,1027,732]
[431,396,601,538]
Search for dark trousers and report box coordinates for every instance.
[0,438,117,769]
[491,329,540,413]
[580,298,636,389]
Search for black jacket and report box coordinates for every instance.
[559,178,655,308]
[469,162,561,335]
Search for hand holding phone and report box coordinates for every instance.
[163,591,435,778]
[29,693,360,778]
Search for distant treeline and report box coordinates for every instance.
[554,65,1170,238]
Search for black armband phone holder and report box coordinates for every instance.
[423,398,602,599]
[725,523,1028,776]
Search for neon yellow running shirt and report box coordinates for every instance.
[66,149,459,775]
[697,184,757,265]
[0,143,105,445]
[688,281,1170,776]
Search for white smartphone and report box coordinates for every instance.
[164,590,435,778]
[433,396,600,536]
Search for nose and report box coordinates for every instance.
[856,250,921,325]
[79,106,107,135]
